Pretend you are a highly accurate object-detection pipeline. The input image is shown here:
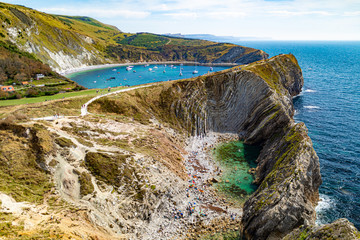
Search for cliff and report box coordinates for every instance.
[283,218,360,240]
[147,54,322,239]
[91,54,321,238]
[0,2,268,72]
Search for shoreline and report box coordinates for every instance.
[61,61,239,77]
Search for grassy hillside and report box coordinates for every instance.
[0,2,268,73]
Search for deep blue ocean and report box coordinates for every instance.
[69,41,360,228]
[237,41,360,228]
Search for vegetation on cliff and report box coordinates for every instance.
[283,218,360,240]
[0,122,53,203]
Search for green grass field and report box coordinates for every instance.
[0,87,126,107]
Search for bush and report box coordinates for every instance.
[25,88,39,97]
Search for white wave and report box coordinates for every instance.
[304,105,320,109]
[315,194,335,225]
[304,89,317,93]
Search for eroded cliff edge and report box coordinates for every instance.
[154,54,322,239]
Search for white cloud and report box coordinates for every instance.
[163,12,198,19]
[343,11,360,17]
[268,10,335,17]
[205,11,247,19]
[40,7,150,19]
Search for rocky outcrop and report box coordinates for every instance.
[155,54,321,239]
[212,46,269,64]
[283,218,360,240]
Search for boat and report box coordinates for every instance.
[144,64,149,67]
[148,68,153,71]
[126,66,133,71]
[133,70,136,73]
[179,69,183,76]
[154,66,158,69]
[112,69,117,71]
[163,70,166,73]
[93,81,96,83]
[193,61,198,74]
[210,67,213,71]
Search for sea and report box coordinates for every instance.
[68,41,360,229]
[67,64,229,89]
[236,41,360,228]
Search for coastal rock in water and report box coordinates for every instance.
[283,218,360,240]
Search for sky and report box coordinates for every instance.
[2,0,360,40]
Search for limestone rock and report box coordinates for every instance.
[283,218,360,240]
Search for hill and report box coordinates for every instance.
[0,40,82,100]
[0,2,268,72]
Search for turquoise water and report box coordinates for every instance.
[67,64,229,89]
[213,141,260,202]
[234,41,360,228]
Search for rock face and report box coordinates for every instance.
[283,218,360,240]
[212,46,269,64]
[157,54,322,239]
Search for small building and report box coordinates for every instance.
[1,86,15,92]
[36,74,45,80]
[22,81,29,85]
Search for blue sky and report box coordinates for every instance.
[2,0,360,40]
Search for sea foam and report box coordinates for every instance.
[315,194,335,225]
[304,105,320,109]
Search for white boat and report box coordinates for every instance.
[193,61,198,74]
[154,66,158,69]
[126,66,133,71]
[210,67,213,71]
[148,68,153,71]
[112,69,117,71]
[94,81,96,83]
[144,64,149,67]
[179,69,183,76]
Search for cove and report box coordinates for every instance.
[67,64,230,89]
[212,141,261,202]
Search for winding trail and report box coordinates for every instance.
[81,84,155,116]
[32,84,155,121]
